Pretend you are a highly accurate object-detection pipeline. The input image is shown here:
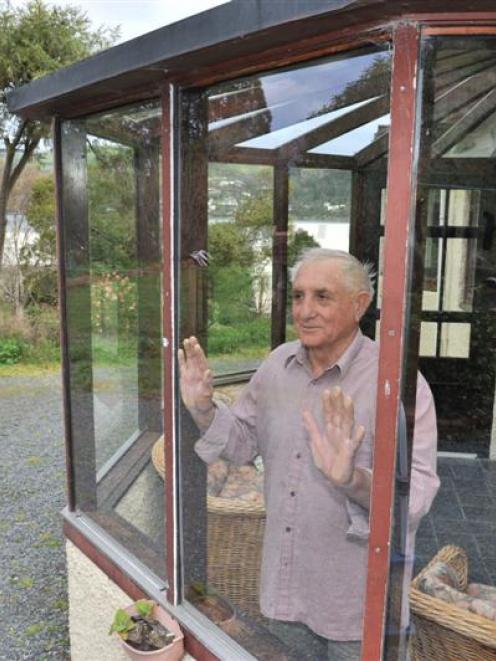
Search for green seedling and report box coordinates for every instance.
[134,599,154,618]
[108,608,135,640]
[109,600,175,651]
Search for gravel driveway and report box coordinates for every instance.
[0,371,70,660]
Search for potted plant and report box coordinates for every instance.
[109,599,184,660]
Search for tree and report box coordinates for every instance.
[208,221,255,324]
[0,164,53,314]
[86,141,136,272]
[208,178,320,326]
[0,0,118,265]
[23,171,56,268]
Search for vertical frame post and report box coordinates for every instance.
[162,84,177,602]
[135,141,162,433]
[271,161,289,348]
[177,89,209,595]
[361,23,421,660]
[53,116,76,512]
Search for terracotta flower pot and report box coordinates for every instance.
[119,603,184,661]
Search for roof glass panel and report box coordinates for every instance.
[235,97,380,150]
[310,114,390,156]
[207,49,391,154]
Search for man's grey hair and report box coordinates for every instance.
[291,248,375,298]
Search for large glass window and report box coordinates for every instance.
[179,45,392,657]
[60,101,165,578]
[393,37,496,660]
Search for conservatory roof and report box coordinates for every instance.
[6,0,495,121]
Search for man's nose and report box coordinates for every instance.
[301,298,316,319]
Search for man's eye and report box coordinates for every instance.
[318,292,330,300]
[293,293,303,300]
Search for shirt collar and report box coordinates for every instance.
[285,329,365,378]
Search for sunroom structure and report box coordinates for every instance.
[8,1,496,659]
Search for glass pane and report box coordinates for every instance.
[427,188,447,227]
[60,101,165,578]
[422,238,441,308]
[419,322,438,357]
[443,239,476,312]
[446,108,496,158]
[310,113,390,156]
[85,135,140,471]
[207,162,273,375]
[447,189,480,228]
[390,37,496,661]
[380,186,387,226]
[440,322,471,358]
[180,44,391,658]
[288,168,351,251]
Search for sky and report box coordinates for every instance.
[11,0,231,44]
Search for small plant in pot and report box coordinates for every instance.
[109,599,184,660]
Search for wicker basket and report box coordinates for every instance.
[410,545,496,660]
[152,437,265,616]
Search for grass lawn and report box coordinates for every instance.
[0,361,61,378]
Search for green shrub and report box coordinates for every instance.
[208,317,271,355]
[0,304,60,366]
[26,304,60,345]
[20,338,60,365]
[0,338,23,364]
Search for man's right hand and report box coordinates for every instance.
[178,336,216,430]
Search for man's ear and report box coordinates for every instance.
[354,291,372,321]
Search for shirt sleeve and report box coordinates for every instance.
[194,369,262,466]
[408,372,440,532]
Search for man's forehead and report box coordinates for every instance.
[293,260,345,287]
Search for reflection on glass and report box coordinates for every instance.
[401,37,496,661]
[288,168,352,251]
[447,189,479,228]
[446,109,496,158]
[440,322,471,358]
[422,238,441,305]
[61,101,165,578]
[310,114,390,156]
[209,50,391,138]
[207,162,273,375]
[443,239,476,312]
[86,136,139,471]
[238,99,377,151]
[426,188,445,227]
[181,45,391,659]
[419,322,438,357]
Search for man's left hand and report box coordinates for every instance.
[303,386,365,488]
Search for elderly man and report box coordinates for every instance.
[179,248,439,660]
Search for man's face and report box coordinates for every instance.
[292,260,368,357]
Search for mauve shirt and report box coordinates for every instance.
[195,331,439,641]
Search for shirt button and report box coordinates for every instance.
[290,491,296,497]
[295,453,301,459]
[286,526,292,533]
